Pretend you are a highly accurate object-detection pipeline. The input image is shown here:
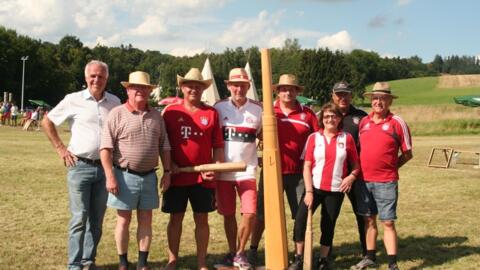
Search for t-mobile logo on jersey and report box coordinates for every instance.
[181,126,192,139]
[224,126,236,140]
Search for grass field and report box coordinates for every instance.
[363,76,480,106]
[1,123,479,269]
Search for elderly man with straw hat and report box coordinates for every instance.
[162,68,224,270]
[214,68,262,270]
[100,71,172,270]
[351,82,412,270]
[248,74,320,267]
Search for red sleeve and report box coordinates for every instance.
[394,118,412,153]
[303,133,316,162]
[346,133,359,164]
[212,109,224,148]
[309,110,320,132]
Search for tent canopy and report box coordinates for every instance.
[453,96,480,107]
[29,99,52,109]
[296,95,320,106]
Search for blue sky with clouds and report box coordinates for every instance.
[0,0,478,62]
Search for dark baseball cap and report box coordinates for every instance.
[332,81,352,93]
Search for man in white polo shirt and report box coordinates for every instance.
[100,71,171,270]
[43,60,121,270]
[214,68,262,270]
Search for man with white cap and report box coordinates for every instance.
[351,82,412,270]
[100,71,171,270]
[249,74,320,267]
[214,68,262,270]
[330,81,367,258]
[42,60,121,270]
[162,68,224,270]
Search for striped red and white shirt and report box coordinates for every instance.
[359,112,412,182]
[303,130,359,192]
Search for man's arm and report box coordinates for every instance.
[159,150,172,192]
[42,116,76,167]
[100,148,119,195]
[398,150,413,168]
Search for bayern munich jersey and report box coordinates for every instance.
[214,98,262,181]
[304,130,358,192]
[162,102,224,187]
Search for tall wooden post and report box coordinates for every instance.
[261,48,288,270]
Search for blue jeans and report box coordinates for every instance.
[355,180,398,221]
[67,160,107,269]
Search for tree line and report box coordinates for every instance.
[1,26,479,107]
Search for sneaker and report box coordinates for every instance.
[287,254,303,270]
[247,249,258,266]
[318,257,330,270]
[350,256,377,270]
[216,252,235,267]
[388,263,400,270]
[233,253,253,270]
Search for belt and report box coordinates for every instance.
[76,156,102,166]
[114,164,157,176]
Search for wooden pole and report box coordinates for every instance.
[261,48,288,270]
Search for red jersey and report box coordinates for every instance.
[162,103,224,187]
[359,112,412,182]
[274,100,320,174]
[304,130,358,192]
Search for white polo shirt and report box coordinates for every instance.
[214,98,262,181]
[47,89,121,160]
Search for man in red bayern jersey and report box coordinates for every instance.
[351,82,412,270]
[248,74,320,266]
[162,68,224,270]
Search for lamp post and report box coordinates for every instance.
[20,56,29,112]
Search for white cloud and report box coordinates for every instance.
[316,30,357,52]
[217,10,286,48]
[130,16,168,36]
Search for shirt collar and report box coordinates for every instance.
[83,88,107,102]
[368,111,393,122]
[124,101,150,113]
[229,97,249,110]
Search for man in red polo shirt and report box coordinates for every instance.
[351,82,412,270]
[162,68,224,270]
[248,74,319,266]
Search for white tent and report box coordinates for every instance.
[245,62,259,101]
[150,87,161,103]
[201,58,220,105]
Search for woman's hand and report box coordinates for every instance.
[339,175,355,193]
[303,191,314,208]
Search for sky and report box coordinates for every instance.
[1,0,479,62]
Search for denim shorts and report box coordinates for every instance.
[355,180,398,221]
[107,167,159,210]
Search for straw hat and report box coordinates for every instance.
[177,68,212,88]
[121,71,157,89]
[363,82,398,99]
[273,74,304,91]
[332,81,352,93]
[224,68,250,83]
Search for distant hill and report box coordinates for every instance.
[365,75,480,106]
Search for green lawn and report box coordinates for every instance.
[363,76,480,106]
[1,126,479,269]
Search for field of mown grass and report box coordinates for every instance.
[1,124,479,269]
[1,75,479,269]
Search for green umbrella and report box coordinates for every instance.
[453,96,480,107]
[296,95,320,106]
[29,99,52,109]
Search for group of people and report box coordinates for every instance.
[42,59,412,270]
[0,101,19,126]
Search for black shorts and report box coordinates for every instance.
[161,184,216,213]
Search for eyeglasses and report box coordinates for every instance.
[323,114,338,120]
